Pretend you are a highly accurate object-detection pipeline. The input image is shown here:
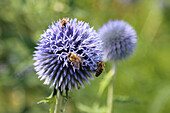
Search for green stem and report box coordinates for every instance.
[107,62,117,113]
[54,92,63,113]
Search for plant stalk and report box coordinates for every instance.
[54,92,63,113]
[107,62,117,113]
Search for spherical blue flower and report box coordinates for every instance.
[33,18,103,92]
[117,0,139,5]
[98,20,137,61]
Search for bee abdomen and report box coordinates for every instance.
[95,69,103,77]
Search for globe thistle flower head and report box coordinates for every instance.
[98,20,137,61]
[33,18,103,92]
[117,0,139,5]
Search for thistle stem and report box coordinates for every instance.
[54,93,63,113]
[107,62,117,113]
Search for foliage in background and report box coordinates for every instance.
[0,0,170,113]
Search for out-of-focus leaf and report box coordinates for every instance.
[77,102,106,113]
[148,85,170,113]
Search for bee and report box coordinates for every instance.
[68,53,82,69]
[61,18,68,29]
[95,61,105,77]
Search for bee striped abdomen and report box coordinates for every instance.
[95,61,105,77]
[95,68,104,77]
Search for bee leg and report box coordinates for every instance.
[61,26,64,30]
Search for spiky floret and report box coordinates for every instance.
[98,20,137,61]
[33,18,103,92]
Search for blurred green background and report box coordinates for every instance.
[0,0,170,113]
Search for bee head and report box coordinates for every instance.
[68,53,75,58]
[98,61,105,67]
[68,53,71,58]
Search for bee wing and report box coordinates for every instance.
[73,61,80,69]
[103,67,106,72]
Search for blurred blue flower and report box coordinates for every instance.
[117,0,140,5]
[33,18,103,92]
[98,20,137,61]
